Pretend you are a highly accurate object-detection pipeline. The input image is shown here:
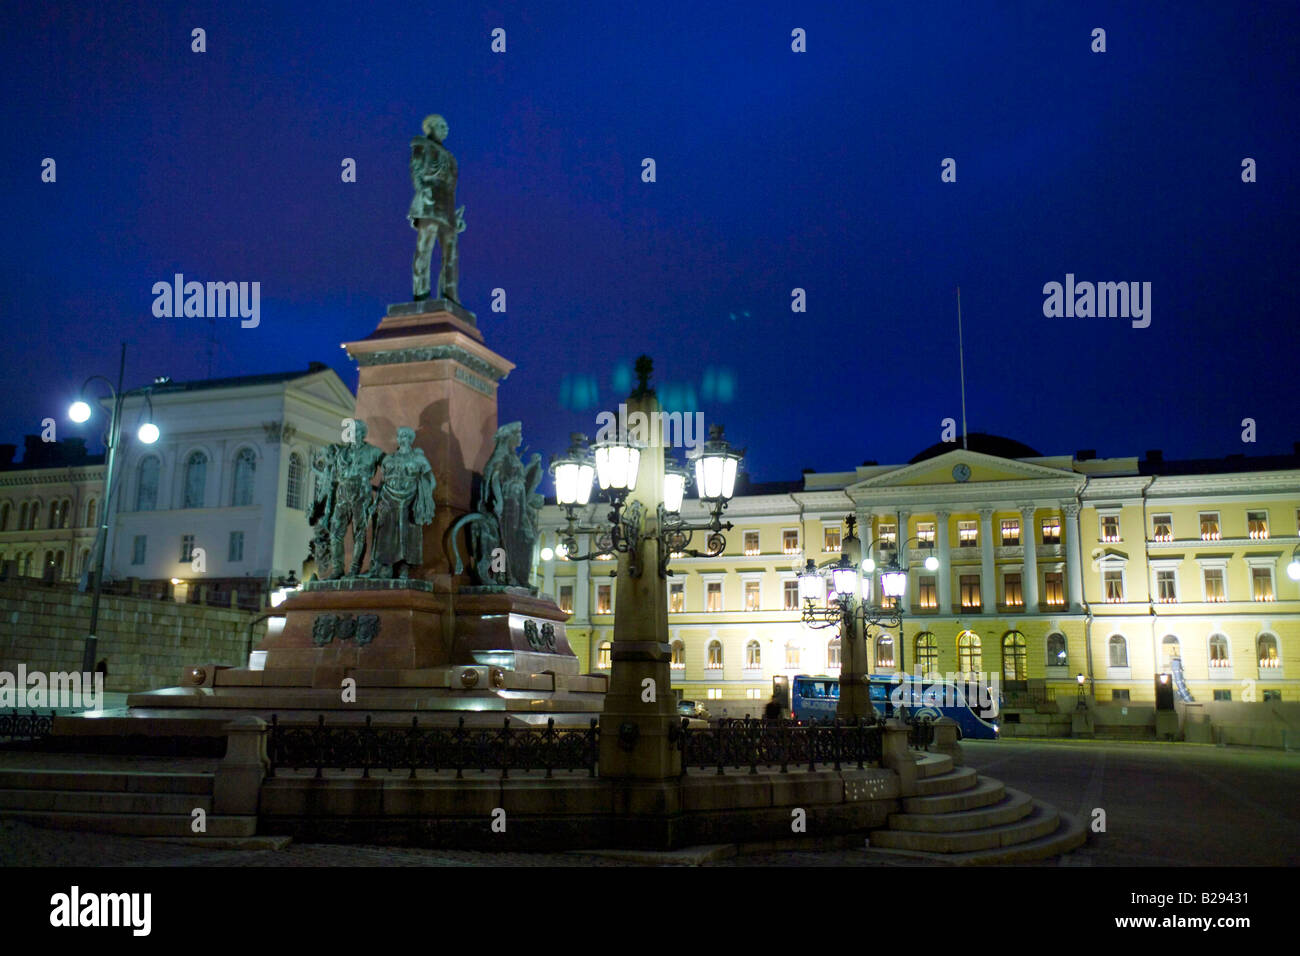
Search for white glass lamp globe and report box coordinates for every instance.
[924,555,940,571]
[137,422,160,444]
[69,400,91,423]
[540,547,555,562]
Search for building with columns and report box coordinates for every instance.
[537,434,1300,714]
[0,364,355,596]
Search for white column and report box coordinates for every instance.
[979,507,996,612]
[935,509,951,613]
[1063,502,1083,611]
[1019,503,1039,610]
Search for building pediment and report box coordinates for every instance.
[845,449,1083,508]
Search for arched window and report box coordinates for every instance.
[1003,630,1027,680]
[597,641,612,670]
[286,452,305,510]
[84,498,96,528]
[28,500,41,529]
[1258,633,1279,669]
[707,640,723,669]
[77,548,91,576]
[670,639,685,668]
[231,449,256,506]
[136,457,160,511]
[1046,632,1068,668]
[0,501,8,531]
[1208,633,1230,669]
[53,551,65,577]
[1108,634,1128,668]
[183,452,208,508]
[827,637,841,670]
[785,642,800,669]
[876,633,895,669]
[19,502,29,530]
[1160,634,1181,671]
[958,631,982,677]
[61,498,71,528]
[916,632,938,676]
[745,640,761,669]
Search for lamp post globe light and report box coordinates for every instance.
[1287,544,1300,581]
[797,514,941,721]
[67,343,160,673]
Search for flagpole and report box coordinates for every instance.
[957,286,968,450]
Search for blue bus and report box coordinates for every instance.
[788,673,1000,740]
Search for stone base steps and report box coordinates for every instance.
[0,767,253,838]
[870,767,1086,864]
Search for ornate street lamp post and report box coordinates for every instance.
[67,343,160,672]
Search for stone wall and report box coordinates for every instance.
[0,581,266,693]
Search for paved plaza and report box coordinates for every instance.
[0,738,1295,866]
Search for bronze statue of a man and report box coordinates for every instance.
[408,113,466,303]
[368,427,436,579]
[329,420,385,577]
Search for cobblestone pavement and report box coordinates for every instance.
[1,739,1294,866]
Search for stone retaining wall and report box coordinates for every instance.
[0,581,266,693]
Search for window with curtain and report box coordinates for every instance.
[136,458,160,511]
[231,449,256,506]
[183,452,207,508]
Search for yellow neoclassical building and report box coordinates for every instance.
[536,435,1299,717]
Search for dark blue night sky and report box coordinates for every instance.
[3,1,1297,480]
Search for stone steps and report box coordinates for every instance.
[887,787,1034,832]
[0,809,257,837]
[0,769,212,794]
[872,767,1086,864]
[0,788,213,814]
[914,753,954,778]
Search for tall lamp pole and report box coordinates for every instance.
[68,343,159,673]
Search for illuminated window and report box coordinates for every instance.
[1155,569,1177,603]
[877,522,897,546]
[1041,516,1061,545]
[957,521,977,548]
[558,585,573,613]
[286,453,305,511]
[746,640,761,668]
[1161,634,1181,670]
[1107,634,1128,668]
[706,581,723,612]
[746,688,763,700]
[1047,632,1068,668]
[1003,573,1023,607]
[1251,567,1275,602]
[597,642,611,669]
[744,580,760,611]
[1101,514,1120,542]
[957,631,981,676]
[706,640,723,669]
[783,580,799,611]
[1258,633,1280,669]
[743,530,760,555]
[916,632,938,675]
[827,638,841,670]
[706,688,723,700]
[916,522,935,548]
[1208,633,1230,668]
[1247,511,1269,539]
[1104,570,1125,603]
[1199,512,1220,541]
[596,584,611,614]
[670,639,685,668]
[785,642,800,669]
[875,634,894,669]
[1044,572,1064,606]
[918,575,937,609]
[1002,631,1027,680]
[823,526,841,552]
[959,574,981,609]
[781,529,800,554]
[668,582,684,612]
[1152,513,1173,541]
[1000,519,1020,546]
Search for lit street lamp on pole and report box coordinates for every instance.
[68,343,159,673]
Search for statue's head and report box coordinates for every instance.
[353,419,368,442]
[422,114,449,142]
[497,421,523,451]
[396,426,415,450]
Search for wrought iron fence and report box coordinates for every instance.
[0,710,55,742]
[266,714,599,779]
[678,717,883,775]
[1002,686,1056,709]
[908,717,934,750]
